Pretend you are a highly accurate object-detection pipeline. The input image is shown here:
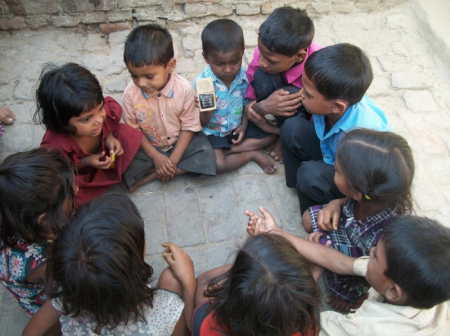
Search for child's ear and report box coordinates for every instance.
[167,58,177,73]
[384,283,405,303]
[37,213,47,226]
[331,99,348,115]
[353,192,363,202]
[295,49,307,63]
[202,51,209,64]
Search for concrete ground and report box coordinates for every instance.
[1,0,450,334]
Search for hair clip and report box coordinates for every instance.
[365,195,371,200]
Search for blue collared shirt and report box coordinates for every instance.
[193,65,249,136]
[313,95,391,165]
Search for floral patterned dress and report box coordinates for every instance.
[0,238,51,314]
[53,289,184,336]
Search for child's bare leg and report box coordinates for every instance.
[128,171,159,192]
[44,321,62,336]
[216,149,276,174]
[266,136,283,163]
[227,134,276,154]
[302,209,313,233]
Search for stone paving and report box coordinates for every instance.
[1,1,450,334]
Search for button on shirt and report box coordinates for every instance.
[122,73,202,152]
[193,65,249,137]
[313,95,391,165]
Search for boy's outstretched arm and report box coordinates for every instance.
[245,207,357,276]
[22,300,61,336]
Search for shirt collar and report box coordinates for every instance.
[284,44,316,84]
[141,73,175,99]
[366,288,426,319]
[342,198,397,226]
[204,65,248,86]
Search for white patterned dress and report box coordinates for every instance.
[53,289,184,336]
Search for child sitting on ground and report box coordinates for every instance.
[23,193,196,336]
[246,209,450,336]
[194,234,321,336]
[303,129,414,312]
[35,63,160,205]
[122,24,216,185]
[0,148,76,325]
[193,19,276,174]
[280,44,391,218]
[245,7,322,162]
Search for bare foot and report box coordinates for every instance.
[128,172,159,192]
[269,137,283,163]
[252,151,276,174]
[0,107,15,125]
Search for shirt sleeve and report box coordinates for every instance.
[103,97,122,132]
[122,89,141,130]
[245,47,260,100]
[319,310,361,336]
[179,85,202,132]
[353,256,370,277]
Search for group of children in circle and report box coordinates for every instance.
[0,5,449,336]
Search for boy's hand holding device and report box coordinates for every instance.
[254,89,302,117]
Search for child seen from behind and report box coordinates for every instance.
[23,193,196,336]
[302,129,415,312]
[193,19,276,174]
[35,63,159,205]
[0,148,76,321]
[194,234,321,336]
[123,24,216,186]
[247,210,450,336]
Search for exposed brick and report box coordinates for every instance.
[0,16,26,29]
[52,15,81,27]
[10,4,25,16]
[80,11,106,24]
[99,21,131,34]
[261,1,284,14]
[0,0,10,15]
[207,3,232,16]
[107,9,132,22]
[25,15,51,29]
[22,0,57,15]
[288,2,308,10]
[236,3,261,15]
[117,0,163,9]
[310,1,331,13]
[184,3,207,17]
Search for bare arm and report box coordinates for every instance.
[200,111,213,127]
[22,300,61,336]
[195,265,232,307]
[246,207,357,276]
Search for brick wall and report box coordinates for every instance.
[0,0,406,33]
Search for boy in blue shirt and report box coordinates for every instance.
[280,43,390,219]
[193,19,276,174]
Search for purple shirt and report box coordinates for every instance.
[245,42,323,100]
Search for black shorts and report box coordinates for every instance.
[207,121,271,150]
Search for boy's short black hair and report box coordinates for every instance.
[259,7,314,57]
[34,63,104,135]
[124,24,174,67]
[383,216,450,309]
[304,43,373,106]
[202,19,244,56]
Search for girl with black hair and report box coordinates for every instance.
[23,194,196,336]
[0,148,76,320]
[302,129,415,312]
[193,234,321,336]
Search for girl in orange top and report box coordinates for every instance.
[193,234,321,336]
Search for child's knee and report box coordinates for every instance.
[158,267,183,296]
[302,210,313,233]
